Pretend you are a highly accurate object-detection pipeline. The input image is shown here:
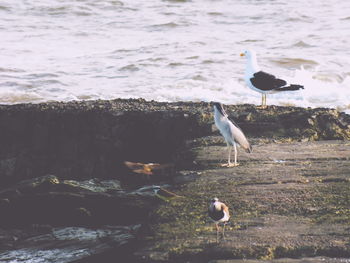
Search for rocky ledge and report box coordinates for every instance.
[0,99,349,185]
[135,138,350,262]
[0,99,349,263]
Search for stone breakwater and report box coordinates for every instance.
[0,99,349,263]
[0,99,349,186]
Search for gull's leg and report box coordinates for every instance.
[257,94,267,109]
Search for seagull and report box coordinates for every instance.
[240,50,304,108]
[208,197,230,242]
[213,102,252,167]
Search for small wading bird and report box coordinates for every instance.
[213,102,252,167]
[208,197,230,242]
[241,50,304,108]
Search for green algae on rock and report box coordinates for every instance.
[136,139,350,262]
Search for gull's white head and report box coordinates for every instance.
[240,50,260,73]
[240,50,257,60]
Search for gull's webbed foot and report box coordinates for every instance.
[256,105,268,109]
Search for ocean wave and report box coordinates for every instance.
[0,67,25,73]
[240,39,263,43]
[0,0,348,113]
[111,48,139,54]
[168,62,184,67]
[119,64,140,72]
[0,5,10,11]
[73,11,94,16]
[0,81,20,87]
[162,0,190,2]
[31,79,66,86]
[270,58,319,69]
[312,73,344,83]
[191,75,207,81]
[186,56,200,60]
[201,60,217,64]
[207,12,223,16]
[23,73,60,79]
[149,22,181,29]
[280,68,350,112]
[292,41,314,48]
[30,6,72,16]
[0,91,43,104]
[285,13,314,23]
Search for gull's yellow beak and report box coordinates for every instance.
[240,53,245,57]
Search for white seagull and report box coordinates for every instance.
[241,50,304,108]
[213,102,252,167]
[208,197,230,242]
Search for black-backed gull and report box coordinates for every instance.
[241,50,304,108]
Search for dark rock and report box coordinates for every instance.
[0,175,161,227]
[0,100,349,262]
[0,99,212,186]
[134,139,350,262]
[0,99,349,186]
[209,257,350,263]
[0,225,140,263]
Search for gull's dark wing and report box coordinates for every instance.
[250,71,287,91]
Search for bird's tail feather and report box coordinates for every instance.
[277,84,304,91]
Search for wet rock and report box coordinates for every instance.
[0,225,140,263]
[0,100,349,262]
[0,175,159,227]
[0,99,349,186]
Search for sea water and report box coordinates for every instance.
[0,0,349,112]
